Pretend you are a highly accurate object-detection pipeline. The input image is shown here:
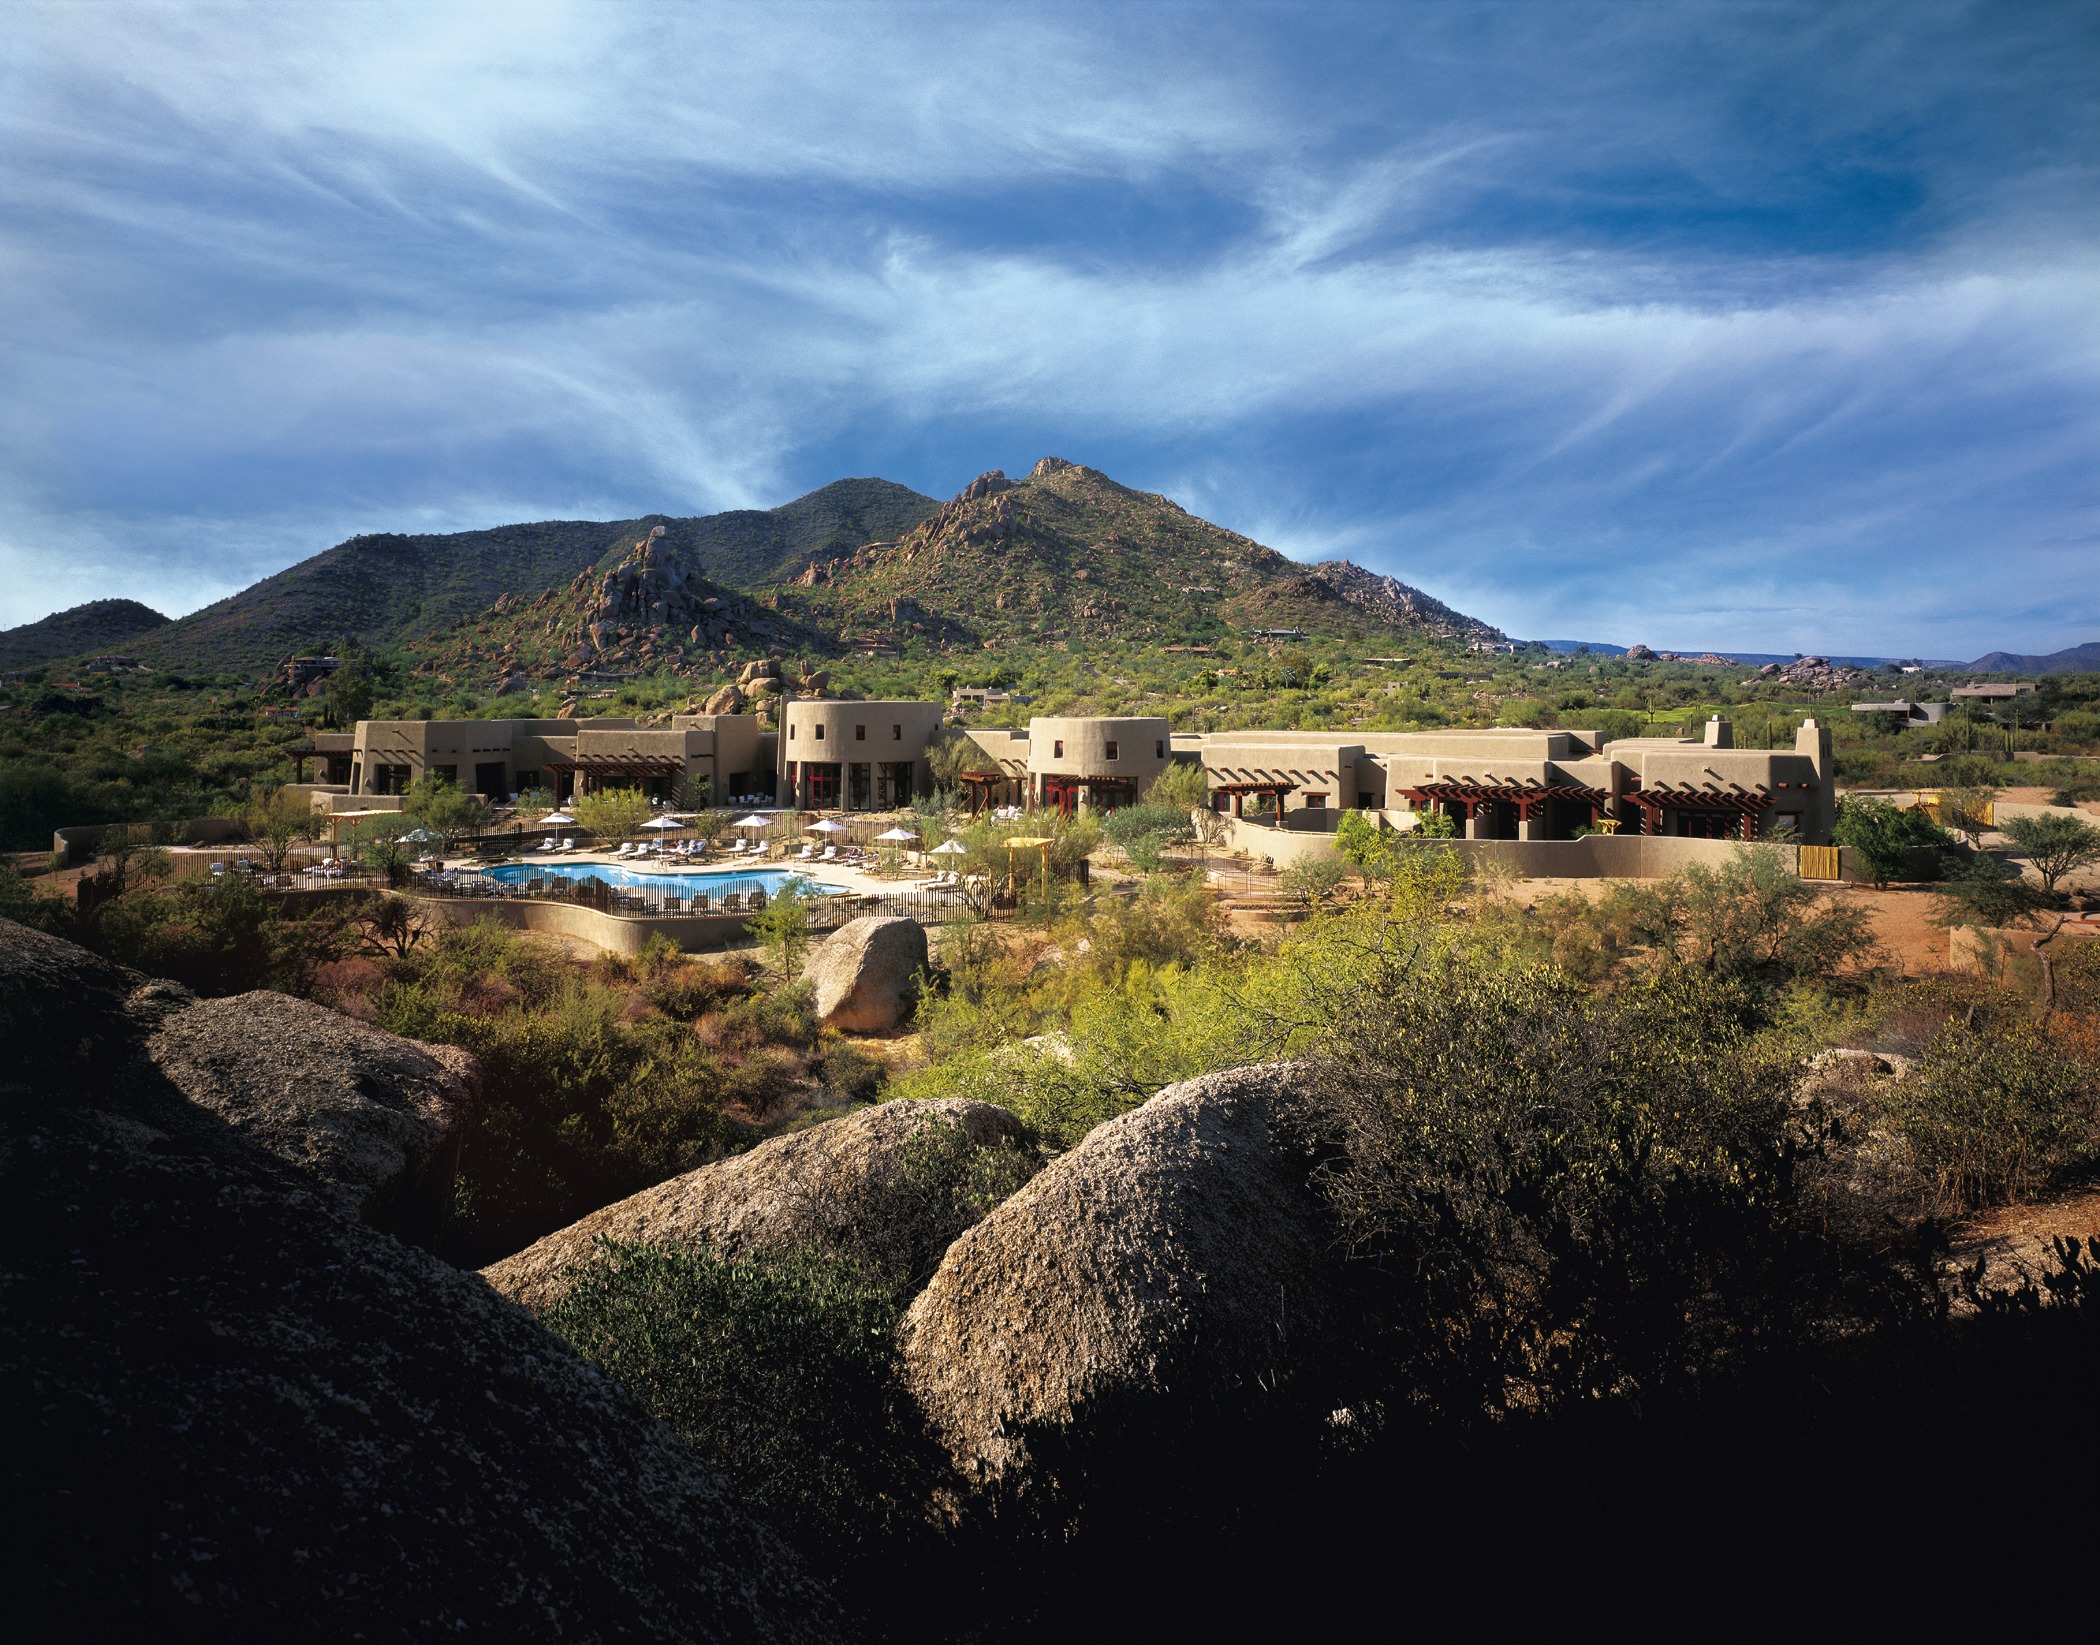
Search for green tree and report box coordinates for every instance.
[403,773,485,852]
[573,785,652,847]
[321,662,375,729]
[245,784,322,872]
[360,832,413,887]
[1834,797,1951,889]
[1144,761,1212,813]
[750,875,815,975]
[1999,811,2100,896]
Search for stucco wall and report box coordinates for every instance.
[417,894,753,954]
[1217,814,1797,879]
[1027,716,1171,784]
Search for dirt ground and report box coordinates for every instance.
[1948,1187,2100,1295]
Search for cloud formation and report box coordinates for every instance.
[2,0,2094,655]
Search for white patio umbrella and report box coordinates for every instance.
[733,814,771,830]
[807,818,846,834]
[642,815,682,853]
[930,838,968,856]
[540,811,575,826]
[874,827,919,842]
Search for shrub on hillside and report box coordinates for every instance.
[1873,1019,2100,1214]
[1834,797,1952,888]
[543,1240,945,1576]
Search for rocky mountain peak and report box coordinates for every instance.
[957,470,1015,503]
[1030,456,1076,479]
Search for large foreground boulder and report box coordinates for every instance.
[898,1065,1336,1489]
[144,989,476,1223]
[483,1097,1030,1310]
[803,915,928,1033]
[0,919,843,1642]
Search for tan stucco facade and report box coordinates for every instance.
[346,714,768,807]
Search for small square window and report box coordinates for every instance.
[1156,739,1164,758]
[1054,739,1064,758]
[855,724,866,741]
[1105,741,1118,760]
[815,724,825,740]
[892,724,902,741]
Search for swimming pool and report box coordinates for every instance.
[485,862,849,899]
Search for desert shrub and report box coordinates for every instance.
[1873,1019,2100,1213]
[1285,946,1935,1421]
[811,1038,889,1106]
[1932,851,2046,928]
[86,871,339,997]
[1492,848,1876,1007]
[1999,811,2100,895]
[1834,797,1951,888]
[1280,854,1348,909]
[543,1240,940,1570]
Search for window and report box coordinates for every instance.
[855,724,865,741]
[1054,739,1064,758]
[892,724,902,741]
[789,724,796,740]
[1303,793,1327,808]
[815,723,825,741]
[1105,741,1118,760]
[1156,739,1165,758]
[1357,792,1374,809]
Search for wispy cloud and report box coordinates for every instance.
[1,0,2094,655]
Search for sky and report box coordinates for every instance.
[2,1,2095,659]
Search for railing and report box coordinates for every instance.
[405,868,993,929]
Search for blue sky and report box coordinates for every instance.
[2,1,2095,657]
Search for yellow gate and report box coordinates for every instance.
[1799,844,1840,881]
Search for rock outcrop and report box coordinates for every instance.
[898,1065,1335,1489]
[482,1097,1030,1311]
[803,916,929,1034]
[143,989,476,1224]
[0,918,843,1642]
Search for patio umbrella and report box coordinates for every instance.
[399,827,440,844]
[642,815,682,853]
[930,839,968,856]
[808,818,846,834]
[874,827,919,842]
[734,814,771,830]
[540,811,575,826]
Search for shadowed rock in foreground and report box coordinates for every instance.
[483,1096,1029,1311]
[144,987,477,1224]
[0,919,843,1643]
[898,1064,1337,1491]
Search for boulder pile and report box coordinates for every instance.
[481,1096,1030,1310]
[0,918,841,1642]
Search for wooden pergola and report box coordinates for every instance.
[1396,780,1611,834]
[542,753,685,798]
[958,770,1018,815]
[1626,785,1773,840]
[1209,778,1298,817]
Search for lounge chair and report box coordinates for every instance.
[612,842,635,858]
[794,842,815,859]
[721,891,743,912]
[819,845,839,861]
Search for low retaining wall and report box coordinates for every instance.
[52,815,248,869]
[1218,816,1793,880]
[416,895,754,955]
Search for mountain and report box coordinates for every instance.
[1309,562,1503,644]
[128,479,937,675]
[0,599,170,671]
[1963,641,2100,674]
[770,458,1499,651]
[396,526,826,694]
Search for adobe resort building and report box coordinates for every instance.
[301,704,1836,844]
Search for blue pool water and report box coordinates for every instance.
[485,862,848,899]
